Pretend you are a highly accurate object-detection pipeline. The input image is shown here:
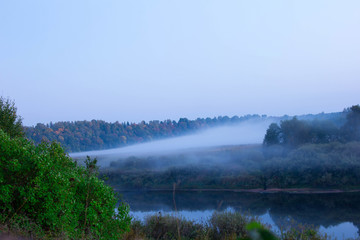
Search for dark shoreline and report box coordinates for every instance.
[114,187,360,194]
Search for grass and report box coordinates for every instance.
[123,211,331,240]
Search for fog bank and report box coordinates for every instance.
[70,119,275,165]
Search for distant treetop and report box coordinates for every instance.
[263,105,360,147]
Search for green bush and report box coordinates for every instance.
[0,129,131,239]
[207,211,253,240]
[142,213,203,240]
[0,97,23,138]
[124,212,330,240]
[280,223,327,240]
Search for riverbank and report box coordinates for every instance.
[122,190,360,239]
[114,187,360,194]
[104,142,360,191]
[123,211,330,240]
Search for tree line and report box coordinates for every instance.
[104,141,360,191]
[104,105,360,191]
[263,105,360,148]
[25,115,267,152]
[25,111,346,153]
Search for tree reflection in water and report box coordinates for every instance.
[119,191,360,238]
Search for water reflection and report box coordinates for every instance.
[119,190,360,239]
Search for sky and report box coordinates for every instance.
[1,0,359,126]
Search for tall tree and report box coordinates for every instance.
[263,123,282,146]
[342,105,360,141]
[0,97,24,138]
[280,117,311,147]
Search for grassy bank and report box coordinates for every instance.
[104,142,360,191]
[123,211,329,240]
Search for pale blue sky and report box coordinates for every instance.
[1,1,359,126]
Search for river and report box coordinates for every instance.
[119,190,360,239]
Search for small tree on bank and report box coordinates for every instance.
[0,97,24,138]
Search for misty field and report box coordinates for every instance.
[100,142,360,191]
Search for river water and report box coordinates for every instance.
[119,190,360,239]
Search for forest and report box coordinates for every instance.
[263,105,360,147]
[104,142,360,190]
[103,105,360,191]
[25,115,262,152]
[25,111,346,153]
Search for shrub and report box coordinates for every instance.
[0,129,131,239]
[207,211,253,240]
[143,213,203,240]
[0,97,23,138]
[280,223,327,240]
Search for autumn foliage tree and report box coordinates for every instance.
[25,115,265,152]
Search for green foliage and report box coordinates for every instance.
[142,213,203,240]
[124,211,253,240]
[24,111,346,153]
[0,97,23,138]
[0,129,131,239]
[106,142,360,190]
[280,117,311,147]
[342,105,360,141]
[264,105,359,148]
[280,223,327,240]
[244,221,278,240]
[263,123,282,146]
[263,118,340,148]
[124,212,326,240]
[208,211,253,239]
[24,115,265,152]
